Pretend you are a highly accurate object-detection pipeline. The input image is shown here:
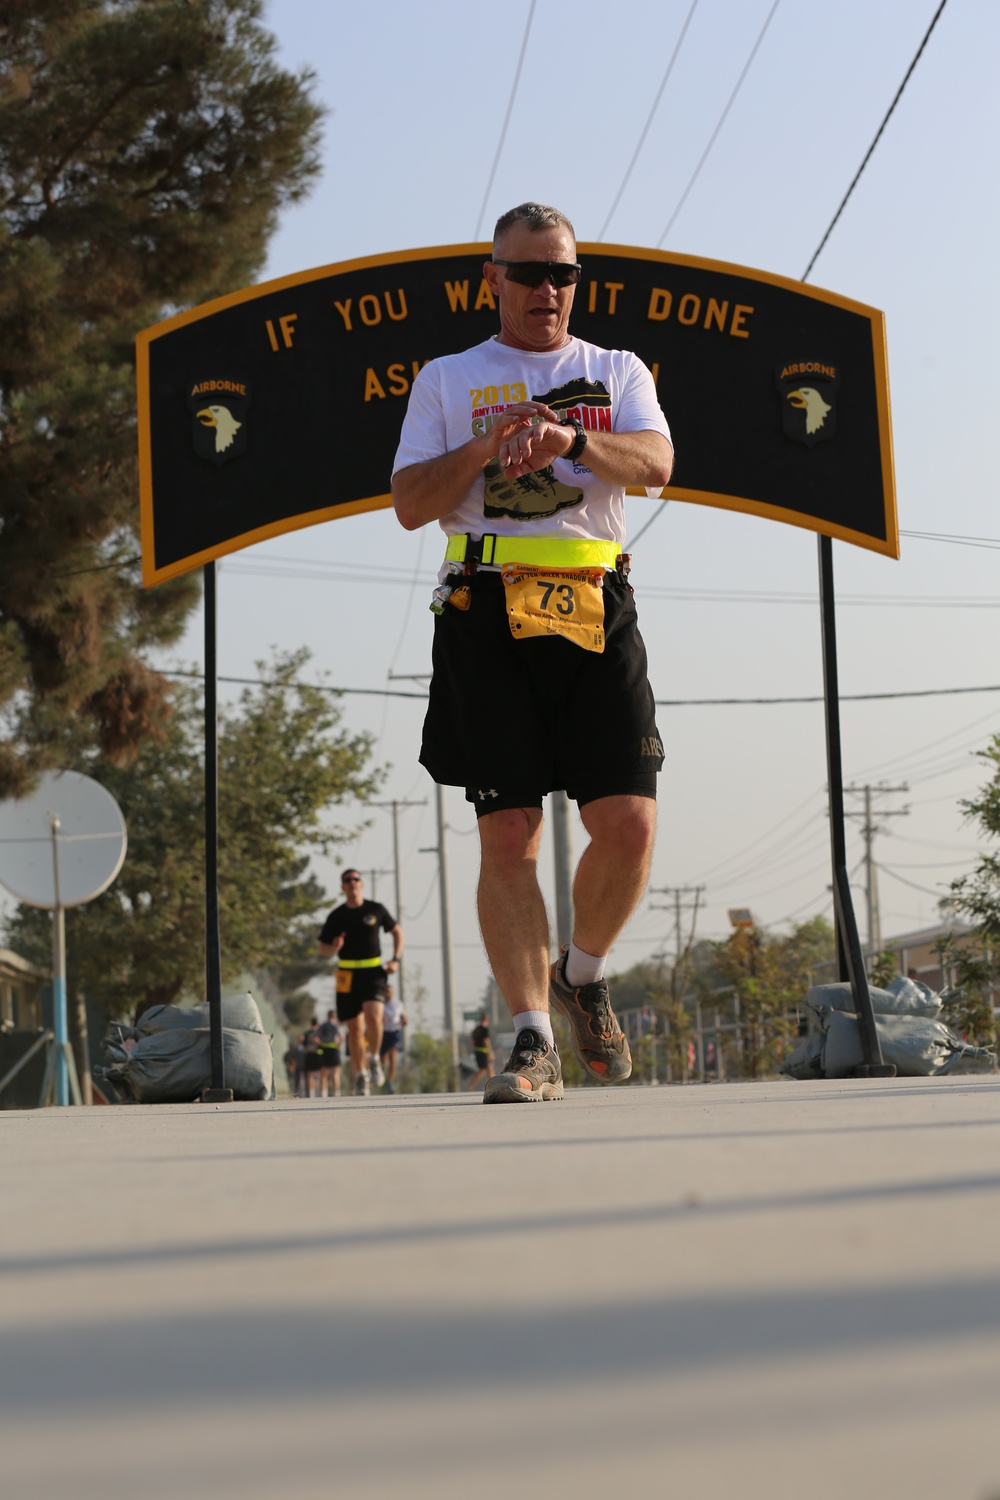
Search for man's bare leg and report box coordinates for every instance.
[476,807,549,1016]
[572,795,657,960]
[545,795,657,1085]
[346,1015,366,1081]
[476,806,563,1102]
[364,999,385,1084]
[364,1000,384,1060]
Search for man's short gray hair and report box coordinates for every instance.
[493,202,575,256]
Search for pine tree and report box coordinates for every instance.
[0,0,324,794]
[3,651,380,1020]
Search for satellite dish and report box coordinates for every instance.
[0,770,127,909]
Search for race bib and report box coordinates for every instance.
[501,563,605,653]
[335,968,353,994]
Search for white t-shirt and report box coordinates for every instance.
[392,336,670,555]
[382,996,404,1030]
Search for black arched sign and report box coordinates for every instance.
[136,243,896,585]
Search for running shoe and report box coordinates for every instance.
[549,951,632,1083]
[355,1070,371,1096]
[483,1029,564,1104]
[384,1080,395,1095]
[369,1054,385,1087]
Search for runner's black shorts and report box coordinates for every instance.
[419,566,663,811]
[335,968,387,1023]
[303,1053,323,1073]
[474,1048,490,1069]
[380,1028,402,1056]
[318,1046,341,1067]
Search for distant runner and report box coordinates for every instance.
[316,1009,343,1098]
[467,1013,494,1092]
[318,870,403,1096]
[378,984,407,1094]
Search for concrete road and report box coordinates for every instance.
[2,1077,1000,1500]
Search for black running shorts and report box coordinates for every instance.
[335,968,387,1023]
[420,567,664,800]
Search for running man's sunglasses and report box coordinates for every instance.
[492,260,583,289]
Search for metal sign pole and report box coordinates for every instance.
[47,817,82,1106]
[202,561,232,1103]
[49,817,69,1106]
[435,783,458,1084]
[551,791,574,954]
[818,535,895,1078]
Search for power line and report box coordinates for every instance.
[656,0,781,248]
[223,556,1000,610]
[161,669,428,699]
[158,668,1000,709]
[654,684,1000,707]
[801,0,950,280]
[849,703,1000,781]
[472,0,536,240]
[876,860,956,901]
[902,529,1000,550]
[689,787,822,883]
[597,0,700,240]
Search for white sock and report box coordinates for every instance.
[514,1011,554,1045]
[565,941,606,987]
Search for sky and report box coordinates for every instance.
[153,0,999,1032]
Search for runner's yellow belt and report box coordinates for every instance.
[337,956,384,969]
[444,534,620,569]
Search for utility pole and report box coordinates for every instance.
[845,783,909,963]
[649,885,706,1081]
[372,797,425,1012]
[550,790,574,953]
[420,784,457,1083]
[362,868,394,900]
[649,884,706,994]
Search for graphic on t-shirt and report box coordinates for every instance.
[536,377,613,428]
[482,378,613,521]
[483,457,583,520]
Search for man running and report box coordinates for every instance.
[467,1013,494,1092]
[316,1009,343,1098]
[392,201,672,1103]
[318,870,403,1096]
[378,984,407,1094]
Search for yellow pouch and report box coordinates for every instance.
[501,563,605,653]
[335,968,353,994]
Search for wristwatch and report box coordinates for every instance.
[559,415,587,462]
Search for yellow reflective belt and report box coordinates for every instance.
[444,534,619,569]
[337,956,383,970]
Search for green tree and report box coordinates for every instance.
[2,651,380,1019]
[870,949,901,988]
[398,1033,455,1095]
[941,738,1000,1049]
[703,916,836,1079]
[395,969,457,1093]
[0,1,323,794]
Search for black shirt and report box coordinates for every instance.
[472,1023,490,1051]
[319,899,396,962]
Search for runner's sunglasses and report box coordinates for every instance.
[492,260,583,289]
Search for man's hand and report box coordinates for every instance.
[496,416,572,479]
[393,400,570,530]
[385,958,400,974]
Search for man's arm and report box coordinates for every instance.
[385,921,404,974]
[392,399,561,531]
[318,932,345,959]
[497,420,673,490]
